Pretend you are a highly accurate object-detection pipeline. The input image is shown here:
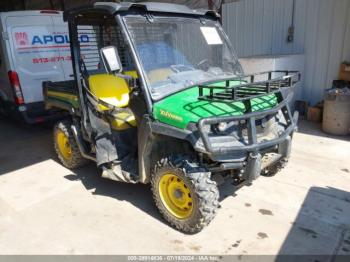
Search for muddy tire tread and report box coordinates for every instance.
[151,155,219,234]
[54,120,88,169]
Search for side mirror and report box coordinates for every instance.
[100,46,122,74]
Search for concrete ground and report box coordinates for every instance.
[0,116,350,258]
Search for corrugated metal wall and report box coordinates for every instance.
[223,0,350,104]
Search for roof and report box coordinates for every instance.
[64,1,219,21]
[0,10,63,18]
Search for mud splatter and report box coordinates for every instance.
[257,232,268,239]
[259,209,273,216]
[245,203,252,207]
[341,168,350,173]
[189,245,202,252]
[172,239,185,252]
[232,240,242,248]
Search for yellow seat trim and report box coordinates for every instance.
[124,70,139,79]
[88,74,130,110]
[109,111,137,131]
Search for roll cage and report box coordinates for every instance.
[64,2,221,119]
[64,3,299,163]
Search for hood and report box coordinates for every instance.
[153,86,278,129]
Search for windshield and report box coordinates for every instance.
[124,16,244,100]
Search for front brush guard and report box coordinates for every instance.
[197,92,299,157]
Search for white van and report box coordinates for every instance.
[0,10,73,123]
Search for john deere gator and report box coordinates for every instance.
[43,2,300,233]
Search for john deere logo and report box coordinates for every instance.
[160,110,183,122]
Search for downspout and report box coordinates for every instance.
[48,0,55,10]
[218,0,223,24]
[60,0,65,11]
[287,0,296,43]
[208,0,214,10]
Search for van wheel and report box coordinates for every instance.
[54,120,88,169]
[151,156,219,234]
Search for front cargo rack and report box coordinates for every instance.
[198,71,301,103]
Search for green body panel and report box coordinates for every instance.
[45,90,80,110]
[45,81,279,130]
[153,84,278,129]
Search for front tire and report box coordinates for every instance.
[54,120,88,169]
[151,156,219,233]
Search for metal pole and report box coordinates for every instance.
[8,0,14,11]
[208,0,214,10]
[218,0,223,24]
[48,0,55,9]
[60,0,65,11]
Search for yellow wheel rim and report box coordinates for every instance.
[56,130,72,161]
[159,173,193,219]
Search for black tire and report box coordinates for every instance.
[261,159,288,177]
[54,120,88,169]
[151,156,219,233]
[0,98,8,117]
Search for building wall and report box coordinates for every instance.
[240,54,305,108]
[223,0,350,104]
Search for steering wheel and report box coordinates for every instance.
[197,59,210,71]
[170,64,195,73]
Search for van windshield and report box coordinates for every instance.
[124,16,244,100]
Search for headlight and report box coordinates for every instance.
[218,122,227,132]
[217,122,228,132]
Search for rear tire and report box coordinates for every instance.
[151,156,219,233]
[54,120,88,169]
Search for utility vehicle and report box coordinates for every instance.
[44,2,300,233]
